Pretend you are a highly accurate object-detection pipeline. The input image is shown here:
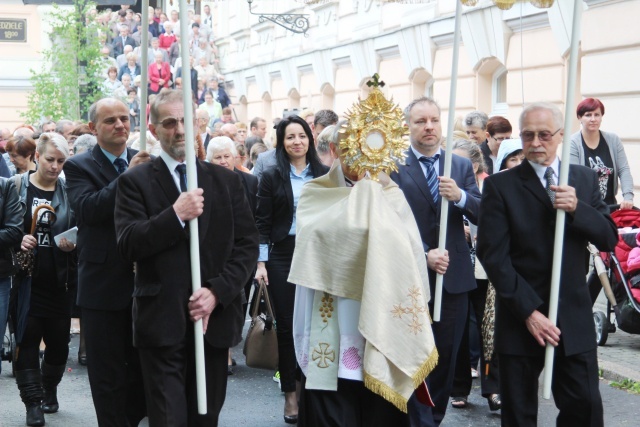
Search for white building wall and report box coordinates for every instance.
[210,0,640,201]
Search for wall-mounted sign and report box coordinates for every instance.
[0,18,27,43]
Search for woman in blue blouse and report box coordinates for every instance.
[255,115,328,424]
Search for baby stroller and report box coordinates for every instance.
[591,207,640,346]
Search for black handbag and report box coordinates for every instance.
[243,279,279,370]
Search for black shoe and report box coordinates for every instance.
[227,365,234,375]
[488,394,501,411]
[78,352,87,366]
[284,414,298,424]
[26,404,45,426]
[41,362,65,414]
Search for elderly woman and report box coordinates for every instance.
[464,110,490,145]
[159,22,176,51]
[117,52,140,81]
[206,136,257,374]
[570,97,634,210]
[102,66,123,97]
[255,116,328,424]
[13,133,77,426]
[148,51,171,95]
[6,135,37,174]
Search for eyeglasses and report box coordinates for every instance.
[156,117,185,129]
[520,128,562,143]
[492,136,510,142]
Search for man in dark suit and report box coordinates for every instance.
[391,97,481,427]
[112,25,137,58]
[63,98,150,426]
[477,103,617,427]
[114,89,259,426]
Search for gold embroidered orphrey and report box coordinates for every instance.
[339,73,408,181]
[312,343,336,368]
[391,286,429,335]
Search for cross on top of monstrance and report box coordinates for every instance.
[339,74,408,181]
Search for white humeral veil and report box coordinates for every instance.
[289,161,438,413]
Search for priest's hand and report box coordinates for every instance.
[525,310,561,347]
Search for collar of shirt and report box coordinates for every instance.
[160,149,186,192]
[528,157,560,189]
[289,162,312,179]
[100,147,128,172]
[410,145,442,175]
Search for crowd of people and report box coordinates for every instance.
[0,70,636,427]
[91,4,226,132]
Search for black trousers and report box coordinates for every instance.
[408,290,468,427]
[500,348,603,427]
[266,235,297,393]
[138,336,229,427]
[451,279,500,398]
[15,316,70,370]
[299,374,409,427]
[83,306,146,427]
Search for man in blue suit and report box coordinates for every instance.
[391,97,481,427]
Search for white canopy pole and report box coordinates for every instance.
[433,0,462,322]
[139,0,149,151]
[179,0,207,414]
[542,0,583,400]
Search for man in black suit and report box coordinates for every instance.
[477,103,618,427]
[64,98,150,426]
[112,25,137,59]
[391,97,481,427]
[114,89,259,426]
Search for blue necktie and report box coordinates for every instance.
[114,158,128,175]
[418,155,440,203]
[175,164,187,192]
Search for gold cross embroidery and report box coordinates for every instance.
[311,343,336,368]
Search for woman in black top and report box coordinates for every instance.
[254,116,328,424]
[14,133,77,427]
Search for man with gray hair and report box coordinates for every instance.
[63,97,150,425]
[463,110,489,144]
[114,89,258,426]
[477,102,617,426]
[55,120,74,142]
[313,109,339,141]
[316,124,339,167]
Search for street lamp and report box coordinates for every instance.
[247,0,310,35]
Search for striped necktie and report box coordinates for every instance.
[419,155,440,203]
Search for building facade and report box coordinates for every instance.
[213,0,639,199]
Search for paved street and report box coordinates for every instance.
[2,302,640,426]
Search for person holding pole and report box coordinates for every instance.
[391,97,481,427]
[114,89,259,426]
[476,103,617,427]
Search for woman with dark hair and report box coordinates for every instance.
[255,115,328,424]
[6,135,37,174]
[570,97,634,210]
[480,116,512,175]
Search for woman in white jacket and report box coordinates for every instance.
[569,97,634,210]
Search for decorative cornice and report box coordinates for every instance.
[504,11,549,32]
